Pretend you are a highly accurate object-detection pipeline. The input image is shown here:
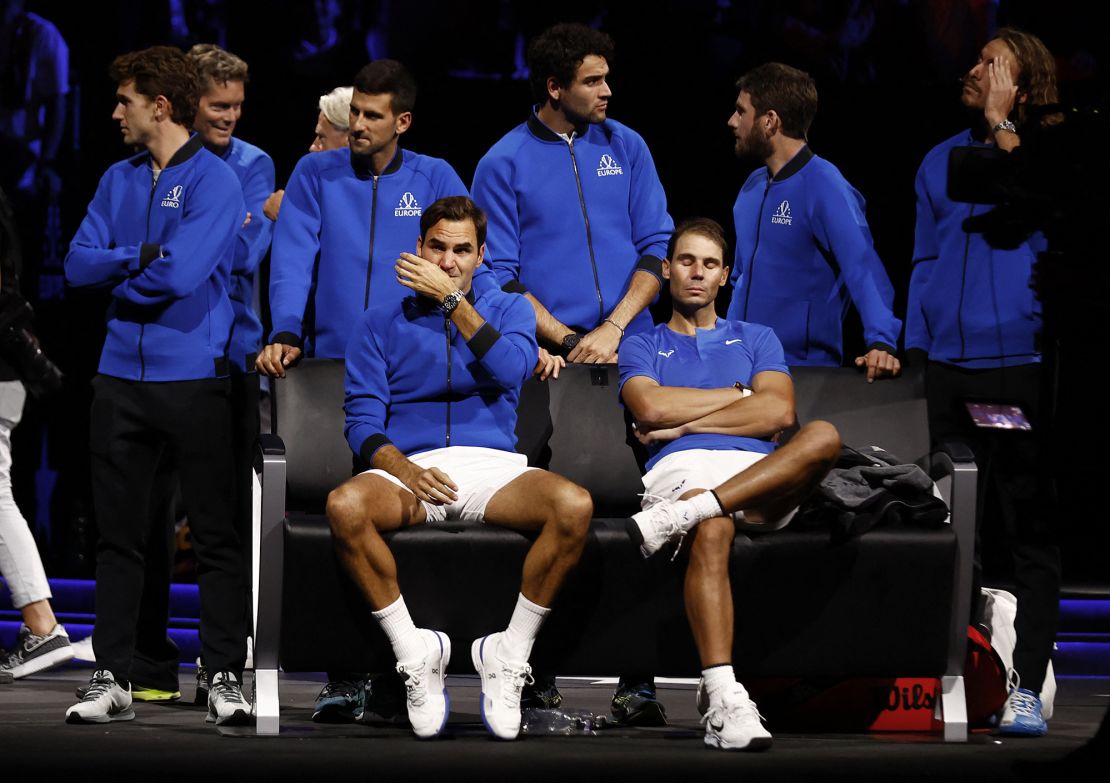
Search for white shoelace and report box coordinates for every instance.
[397,662,427,707]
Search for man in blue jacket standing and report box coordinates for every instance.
[471,21,673,719]
[258,59,468,376]
[63,46,250,726]
[472,22,673,371]
[726,63,901,382]
[327,196,592,741]
[909,27,1061,737]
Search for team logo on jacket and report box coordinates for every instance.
[395,192,422,217]
[597,154,623,177]
[771,200,792,225]
[160,185,183,209]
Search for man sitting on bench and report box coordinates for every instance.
[326,196,592,741]
[619,217,841,751]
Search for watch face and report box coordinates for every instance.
[562,334,581,350]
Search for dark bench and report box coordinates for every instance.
[251,361,975,740]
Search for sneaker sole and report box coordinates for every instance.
[132,688,181,702]
[998,724,1048,737]
[471,636,518,741]
[704,732,773,751]
[207,707,252,726]
[312,706,363,723]
[5,645,76,679]
[65,706,136,724]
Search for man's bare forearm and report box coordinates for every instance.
[630,384,741,429]
[371,444,419,485]
[524,292,574,346]
[676,392,795,440]
[606,269,660,332]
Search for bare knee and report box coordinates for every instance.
[548,482,593,542]
[798,420,841,464]
[692,515,735,556]
[326,480,371,544]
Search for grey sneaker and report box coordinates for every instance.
[0,624,74,679]
[65,670,135,724]
[206,671,251,726]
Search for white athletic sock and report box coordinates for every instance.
[500,593,550,662]
[701,664,737,704]
[673,491,725,531]
[372,595,424,663]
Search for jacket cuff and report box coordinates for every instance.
[359,434,393,465]
[270,331,303,349]
[467,323,501,360]
[501,279,529,295]
[139,243,161,269]
[635,254,664,283]
[866,342,898,355]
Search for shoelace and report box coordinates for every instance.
[212,677,245,704]
[319,679,359,699]
[397,663,427,707]
[638,493,688,561]
[82,672,116,702]
[499,661,534,712]
[700,692,765,731]
[1008,690,1039,718]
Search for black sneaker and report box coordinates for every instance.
[611,676,667,726]
[193,658,209,706]
[362,671,409,723]
[312,678,367,723]
[0,624,74,679]
[521,672,564,710]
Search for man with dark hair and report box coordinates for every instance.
[620,217,840,751]
[327,196,592,741]
[258,58,468,723]
[63,46,250,726]
[909,27,1061,737]
[472,22,673,371]
[726,63,901,382]
[259,59,468,376]
[471,21,673,718]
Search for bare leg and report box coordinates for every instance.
[326,474,427,610]
[683,509,735,667]
[482,470,592,606]
[715,421,840,525]
[20,599,58,636]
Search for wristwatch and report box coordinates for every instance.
[560,332,582,356]
[441,289,464,315]
[993,119,1018,136]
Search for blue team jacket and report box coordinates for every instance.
[726,146,902,365]
[216,137,275,371]
[472,113,673,336]
[65,134,244,381]
[269,147,468,358]
[344,285,538,463]
[908,130,1042,368]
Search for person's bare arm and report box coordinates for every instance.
[622,375,744,430]
[568,270,661,363]
[635,371,795,442]
[371,444,457,505]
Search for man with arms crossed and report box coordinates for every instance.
[63,46,249,726]
[326,196,592,741]
[727,63,901,381]
[620,218,840,750]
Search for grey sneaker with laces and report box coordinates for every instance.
[65,669,135,724]
[396,629,451,739]
[206,670,251,726]
[1,623,74,679]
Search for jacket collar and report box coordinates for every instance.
[771,144,814,182]
[164,133,205,169]
[351,146,404,180]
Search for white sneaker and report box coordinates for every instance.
[701,683,772,751]
[628,498,693,559]
[70,636,95,663]
[395,629,451,739]
[206,671,252,726]
[471,632,532,740]
[65,670,135,724]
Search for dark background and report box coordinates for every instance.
[8,0,1108,583]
